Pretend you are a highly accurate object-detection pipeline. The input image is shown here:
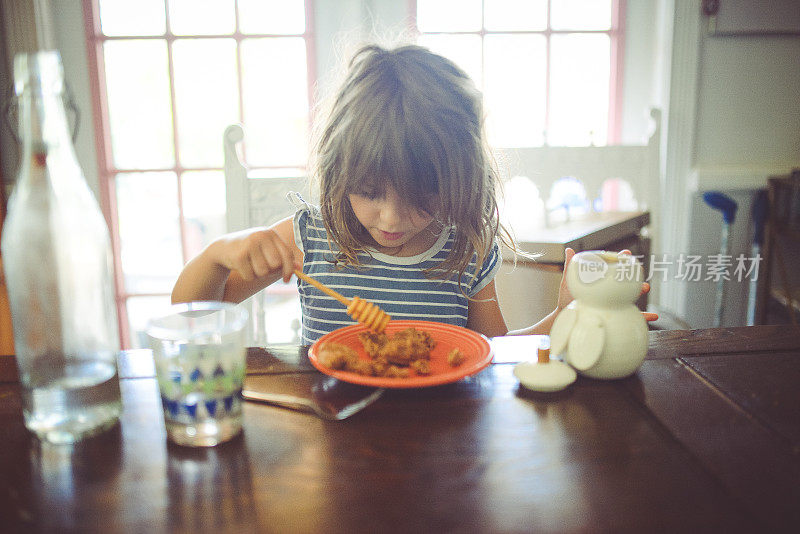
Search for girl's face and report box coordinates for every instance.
[348,184,437,255]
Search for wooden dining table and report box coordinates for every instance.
[1,325,798,533]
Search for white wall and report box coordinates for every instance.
[621,0,665,144]
[695,37,800,167]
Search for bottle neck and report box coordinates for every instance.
[19,89,75,170]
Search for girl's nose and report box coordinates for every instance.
[379,189,405,227]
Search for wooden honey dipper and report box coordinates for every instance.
[293,269,391,333]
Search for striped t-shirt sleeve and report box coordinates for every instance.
[468,241,502,297]
[293,205,311,254]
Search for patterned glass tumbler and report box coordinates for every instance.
[146,302,248,447]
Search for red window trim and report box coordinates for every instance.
[409,0,626,145]
[82,0,316,348]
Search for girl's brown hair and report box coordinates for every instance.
[314,44,513,284]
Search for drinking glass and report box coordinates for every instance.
[146,301,248,447]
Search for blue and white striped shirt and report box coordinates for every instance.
[293,203,501,344]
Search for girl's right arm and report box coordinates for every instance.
[171,216,301,305]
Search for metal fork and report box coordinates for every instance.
[242,387,384,421]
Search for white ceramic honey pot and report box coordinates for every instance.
[549,250,648,379]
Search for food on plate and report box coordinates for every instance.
[383,365,410,379]
[317,341,410,378]
[316,342,359,370]
[359,327,436,365]
[446,348,465,367]
[358,331,386,358]
[317,327,465,379]
[410,359,431,375]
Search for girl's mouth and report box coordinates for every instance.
[379,230,404,241]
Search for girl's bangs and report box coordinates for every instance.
[347,122,439,208]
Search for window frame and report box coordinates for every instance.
[409,0,626,146]
[82,0,316,348]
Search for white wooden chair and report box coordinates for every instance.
[493,108,675,329]
[495,108,662,239]
[223,124,306,344]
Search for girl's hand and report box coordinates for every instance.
[556,248,658,322]
[556,247,577,312]
[172,217,300,305]
[213,227,298,283]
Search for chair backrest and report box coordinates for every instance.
[223,124,305,344]
[495,107,661,232]
[224,124,308,230]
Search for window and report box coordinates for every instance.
[415,0,623,147]
[85,0,314,348]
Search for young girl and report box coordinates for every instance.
[172,44,651,344]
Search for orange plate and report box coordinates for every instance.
[308,320,493,389]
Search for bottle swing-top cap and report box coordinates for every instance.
[14,50,64,96]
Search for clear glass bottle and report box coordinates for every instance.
[1,51,121,443]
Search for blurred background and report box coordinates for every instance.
[1,0,799,349]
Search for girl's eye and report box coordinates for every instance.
[357,189,381,200]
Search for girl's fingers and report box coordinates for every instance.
[236,259,255,282]
[556,248,576,310]
[258,237,295,282]
[247,238,273,277]
[561,248,575,281]
[257,240,279,273]
[274,240,296,282]
[250,252,270,279]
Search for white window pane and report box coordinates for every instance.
[417,34,483,88]
[126,296,173,349]
[99,0,165,36]
[238,0,306,34]
[549,34,610,146]
[172,39,239,167]
[240,38,309,167]
[417,0,482,32]
[551,0,612,30]
[115,172,183,294]
[180,171,227,260]
[484,0,547,31]
[169,0,235,35]
[484,34,547,147]
[104,40,174,168]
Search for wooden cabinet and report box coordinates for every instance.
[755,170,800,325]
